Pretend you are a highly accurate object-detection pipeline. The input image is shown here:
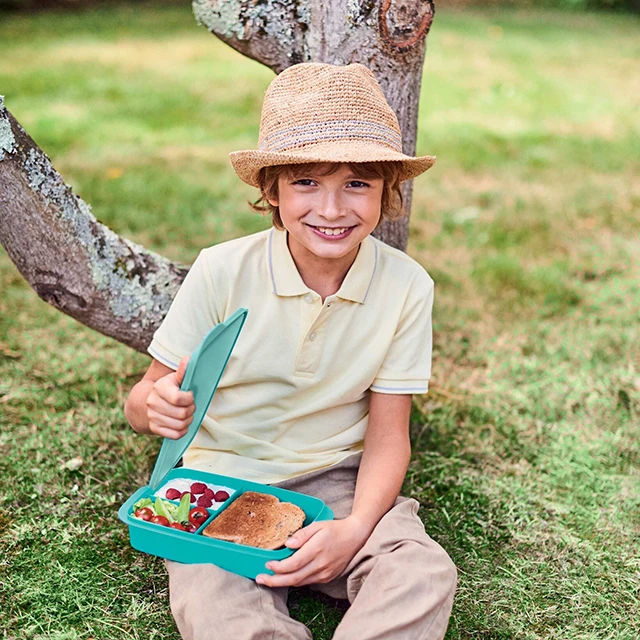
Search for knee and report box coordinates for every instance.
[439,547,458,597]
[409,538,458,600]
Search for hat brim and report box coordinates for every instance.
[229,142,436,188]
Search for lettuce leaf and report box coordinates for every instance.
[133,497,154,513]
[177,493,191,524]
[154,497,179,523]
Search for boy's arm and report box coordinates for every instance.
[349,391,413,537]
[257,391,412,587]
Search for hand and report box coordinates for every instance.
[146,357,196,439]
[255,516,370,588]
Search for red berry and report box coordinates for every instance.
[190,482,207,495]
[185,523,197,533]
[181,491,196,503]
[203,488,215,500]
[197,495,213,508]
[214,490,230,502]
[165,488,181,500]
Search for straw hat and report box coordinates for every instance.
[229,62,435,188]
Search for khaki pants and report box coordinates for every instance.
[166,454,457,639]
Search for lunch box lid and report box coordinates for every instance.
[148,308,248,490]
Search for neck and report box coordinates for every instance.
[287,234,360,299]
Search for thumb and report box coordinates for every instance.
[175,356,190,387]
[285,522,322,549]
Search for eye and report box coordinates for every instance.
[293,179,316,186]
[348,180,369,188]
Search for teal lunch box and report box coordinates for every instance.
[118,308,334,580]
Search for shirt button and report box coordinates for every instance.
[326,303,332,308]
[304,294,313,304]
[309,332,317,341]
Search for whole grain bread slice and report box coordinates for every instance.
[202,491,306,550]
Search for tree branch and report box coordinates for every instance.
[0,98,187,353]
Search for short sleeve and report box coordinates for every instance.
[370,270,434,395]
[148,251,220,369]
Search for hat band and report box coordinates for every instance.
[259,119,403,153]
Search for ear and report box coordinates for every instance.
[267,195,279,207]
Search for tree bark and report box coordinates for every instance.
[0,0,435,352]
[0,103,188,352]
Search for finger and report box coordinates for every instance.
[267,542,318,575]
[148,395,196,421]
[284,521,324,549]
[148,409,193,434]
[256,560,323,588]
[175,357,190,387]
[154,382,195,408]
[149,424,189,440]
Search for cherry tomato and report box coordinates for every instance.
[134,507,154,521]
[188,506,209,527]
[170,522,187,531]
[150,515,170,527]
[184,523,197,533]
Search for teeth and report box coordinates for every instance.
[316,227,349,236]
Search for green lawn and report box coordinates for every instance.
[1,4,639,639]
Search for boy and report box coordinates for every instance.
[124,62,457,639]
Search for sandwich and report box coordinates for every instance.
[202,491,305,550]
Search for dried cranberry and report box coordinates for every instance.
[203,488,215,500]
[165,488,181,501]
[197,495,213,508]
[214,490,230,502]
[190,482,207,495]
[181,491,196,503]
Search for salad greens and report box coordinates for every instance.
[177,493,191,524]
[132,497,180,522]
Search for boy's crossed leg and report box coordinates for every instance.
[165,454,456,640]
[166,498,455,640]
[167,560,311,640]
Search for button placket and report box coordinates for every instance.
[295,295,329,375]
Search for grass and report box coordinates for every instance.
[1,4,639,639]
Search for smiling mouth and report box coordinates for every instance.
[307,224,355,237]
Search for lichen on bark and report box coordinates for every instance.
[192,0,310,53]
[22,142,181,327]
[0,96,16,162]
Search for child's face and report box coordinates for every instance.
[268,163,384,265]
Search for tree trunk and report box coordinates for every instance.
[0,0,435,353]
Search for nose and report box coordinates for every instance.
[319,190,345,222]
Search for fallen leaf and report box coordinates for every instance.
[60,456,83,471]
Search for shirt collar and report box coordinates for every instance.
[267,227,378,304]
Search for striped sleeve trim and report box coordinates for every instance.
[147,342,180,370]
[370,380,430,395]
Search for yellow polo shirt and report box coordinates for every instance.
[148,227,434,483]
